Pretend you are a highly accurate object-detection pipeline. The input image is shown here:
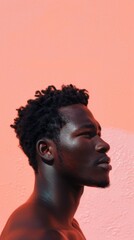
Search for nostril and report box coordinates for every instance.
[98,147,108,153]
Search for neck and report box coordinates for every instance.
[31,164,84,225]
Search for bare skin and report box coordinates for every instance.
[1,104,111,240]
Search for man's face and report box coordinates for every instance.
[54,104,112,188]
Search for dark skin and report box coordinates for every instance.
[1,104,111,240]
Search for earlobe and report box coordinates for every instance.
[36,139,54,165]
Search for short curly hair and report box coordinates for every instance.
[11,84,89,173]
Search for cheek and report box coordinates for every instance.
[60,137,92,160]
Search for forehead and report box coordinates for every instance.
[59,104,99,130]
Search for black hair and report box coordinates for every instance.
[11,84,89,173]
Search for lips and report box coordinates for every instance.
[98,156,111,164]
[97,156,112,171]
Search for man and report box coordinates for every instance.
[1,85,112,240]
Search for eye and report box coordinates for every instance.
[79,131,96,138]
[79,130,101,139]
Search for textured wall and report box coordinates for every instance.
[0,1,133,239]
[76,128,134,240]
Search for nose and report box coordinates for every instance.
[95,138,110,153]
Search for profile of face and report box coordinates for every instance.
[53,104,111,188]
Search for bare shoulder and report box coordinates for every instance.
[1,203,30,227]
[1,205,67,240]
[0,202,44,239]
[1,205,85,240]
[1,229,68,240]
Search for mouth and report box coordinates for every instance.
[97,156,112,171]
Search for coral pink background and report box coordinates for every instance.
[0,1,133,239]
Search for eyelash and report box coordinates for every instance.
[80,132,101,138]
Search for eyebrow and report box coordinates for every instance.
[78,123,102,131]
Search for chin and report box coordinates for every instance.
[95,181,110,188]
[85,177,110,188]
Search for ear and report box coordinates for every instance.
[36,139,54,165]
